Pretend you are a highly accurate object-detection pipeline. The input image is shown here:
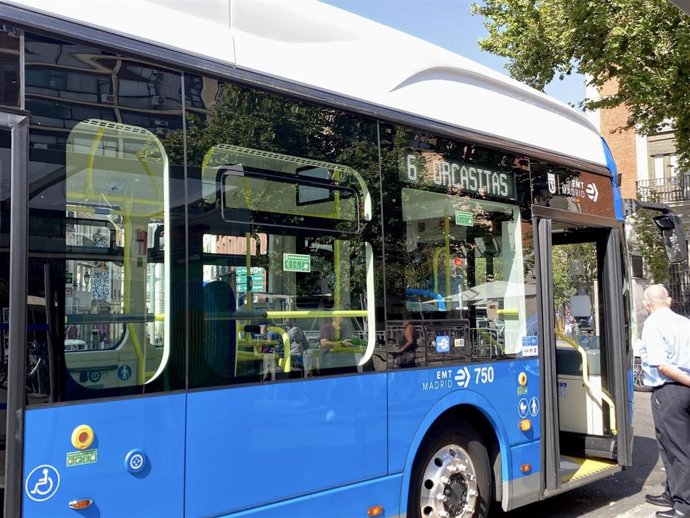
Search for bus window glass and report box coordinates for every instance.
[62,120,171,391]
[19,33,187,401]
[380,126,535,365]
[186,144,376,387]
[401,188,532,360]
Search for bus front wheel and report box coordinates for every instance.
[408,424,491,518]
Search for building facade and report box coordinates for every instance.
[587,79,690,314]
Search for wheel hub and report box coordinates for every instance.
[419,444,478,518]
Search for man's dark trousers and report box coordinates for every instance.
[652,382,690,515]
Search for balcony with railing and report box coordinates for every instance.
[637,173,690,203]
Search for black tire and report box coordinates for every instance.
[633,356,652,392]
[408,423,491,518]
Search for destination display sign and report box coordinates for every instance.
[532,167,614,217]
[401,153,516,200]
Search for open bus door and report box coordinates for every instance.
[534,208,633,496]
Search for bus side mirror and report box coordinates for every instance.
[654,214,688,263]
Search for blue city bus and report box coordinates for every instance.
[0,1,686,517]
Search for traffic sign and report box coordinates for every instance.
[236,267,266,293]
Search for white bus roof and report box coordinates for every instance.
[2,0,608,169]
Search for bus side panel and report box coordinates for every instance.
[507,439,542,480]
[504,440,542,509]
[388,359,541,501]
[217,474,402,518]
[22,394,186,518]
[185,374,387,517]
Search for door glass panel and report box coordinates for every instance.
[63,120,170,392]
[552,230,612,441]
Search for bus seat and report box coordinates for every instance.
[202,280,236,382]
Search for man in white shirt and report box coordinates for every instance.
[640,284,690,518]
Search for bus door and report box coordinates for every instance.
[535,212,632,495]
[1,110,29,518]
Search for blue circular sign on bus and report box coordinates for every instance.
[25,464,60,502]
[124,449,147,474]
[518,398,529,418]
[118,364,132,381]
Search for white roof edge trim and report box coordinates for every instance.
[1,0,236,67]
[392,66,598,136]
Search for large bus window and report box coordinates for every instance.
[381,126,536,365]
[20,34,187,401]
[188,145,375,387]
[400,188,532,360]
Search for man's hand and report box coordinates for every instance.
[658,364,690,387]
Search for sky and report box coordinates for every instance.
[323,0,586,109]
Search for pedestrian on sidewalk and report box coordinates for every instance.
[639,284,690,518]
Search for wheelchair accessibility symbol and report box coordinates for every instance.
[25,464,60,502]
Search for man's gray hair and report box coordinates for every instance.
[643,284,670,307]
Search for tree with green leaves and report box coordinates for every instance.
[630,210,670,284]
[552,243,597,314]
[472,0,690,169]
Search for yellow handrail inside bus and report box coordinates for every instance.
[556,330,617,435]
[266,326,291,372]
[444,217,451,298]
[265,309,367,319]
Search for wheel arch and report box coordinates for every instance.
[399,390,511,511]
